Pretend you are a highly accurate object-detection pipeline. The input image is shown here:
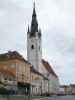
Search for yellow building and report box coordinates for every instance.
[0,68,17,92]
[0,51,31,94]
[0,51,59,95]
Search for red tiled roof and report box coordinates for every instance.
[0,51,30,65]
[42,59,58,78]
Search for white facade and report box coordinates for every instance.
[31,77,49,95]
[31,79,42,95]
[27,32,42,72]
[48,74,59,94]
[41,79,48,94]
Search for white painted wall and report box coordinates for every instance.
[31,79,42,95]
[27,32,42,72]
[48,74,59,94]
[42,79,48,94]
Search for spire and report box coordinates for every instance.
[30,2,38,36]
[34,1,35,8]
[32,2,36,17]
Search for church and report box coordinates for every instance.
[27,3,42,72]
[0,3,59,95]
[27,3,59,95]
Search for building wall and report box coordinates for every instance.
[59,85,75,95]
[59,87,65,94]
[31,72,43,95]
[0,59,31,94]
[71,87,75,94]
[59,85,71,94]
[48,74,59,94]
[0,68,17,91]
[0,59,31,84]
[41,79,48,94]
[0,60,16,76]
[30,71,49,95]
[15,59,31,84]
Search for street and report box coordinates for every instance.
[0,95,75,100]
[33,95,75,100]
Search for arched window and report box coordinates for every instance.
[31,45,34,49]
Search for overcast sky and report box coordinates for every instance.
[0,0,75,85]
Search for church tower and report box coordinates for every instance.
[27,3,42,71]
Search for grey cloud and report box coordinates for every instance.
[0,0,75,84]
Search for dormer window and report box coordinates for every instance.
[31,45,34,49]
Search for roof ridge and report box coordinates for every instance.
[0,51,31,65]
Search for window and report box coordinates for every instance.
[5,78,7,80]
[31,45,34,49]
[11,64,15,68]
[9,77,12,81]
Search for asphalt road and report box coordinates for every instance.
[0,95,75,100]
[33,95,75,100]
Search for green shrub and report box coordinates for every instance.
[0,87,9,95]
